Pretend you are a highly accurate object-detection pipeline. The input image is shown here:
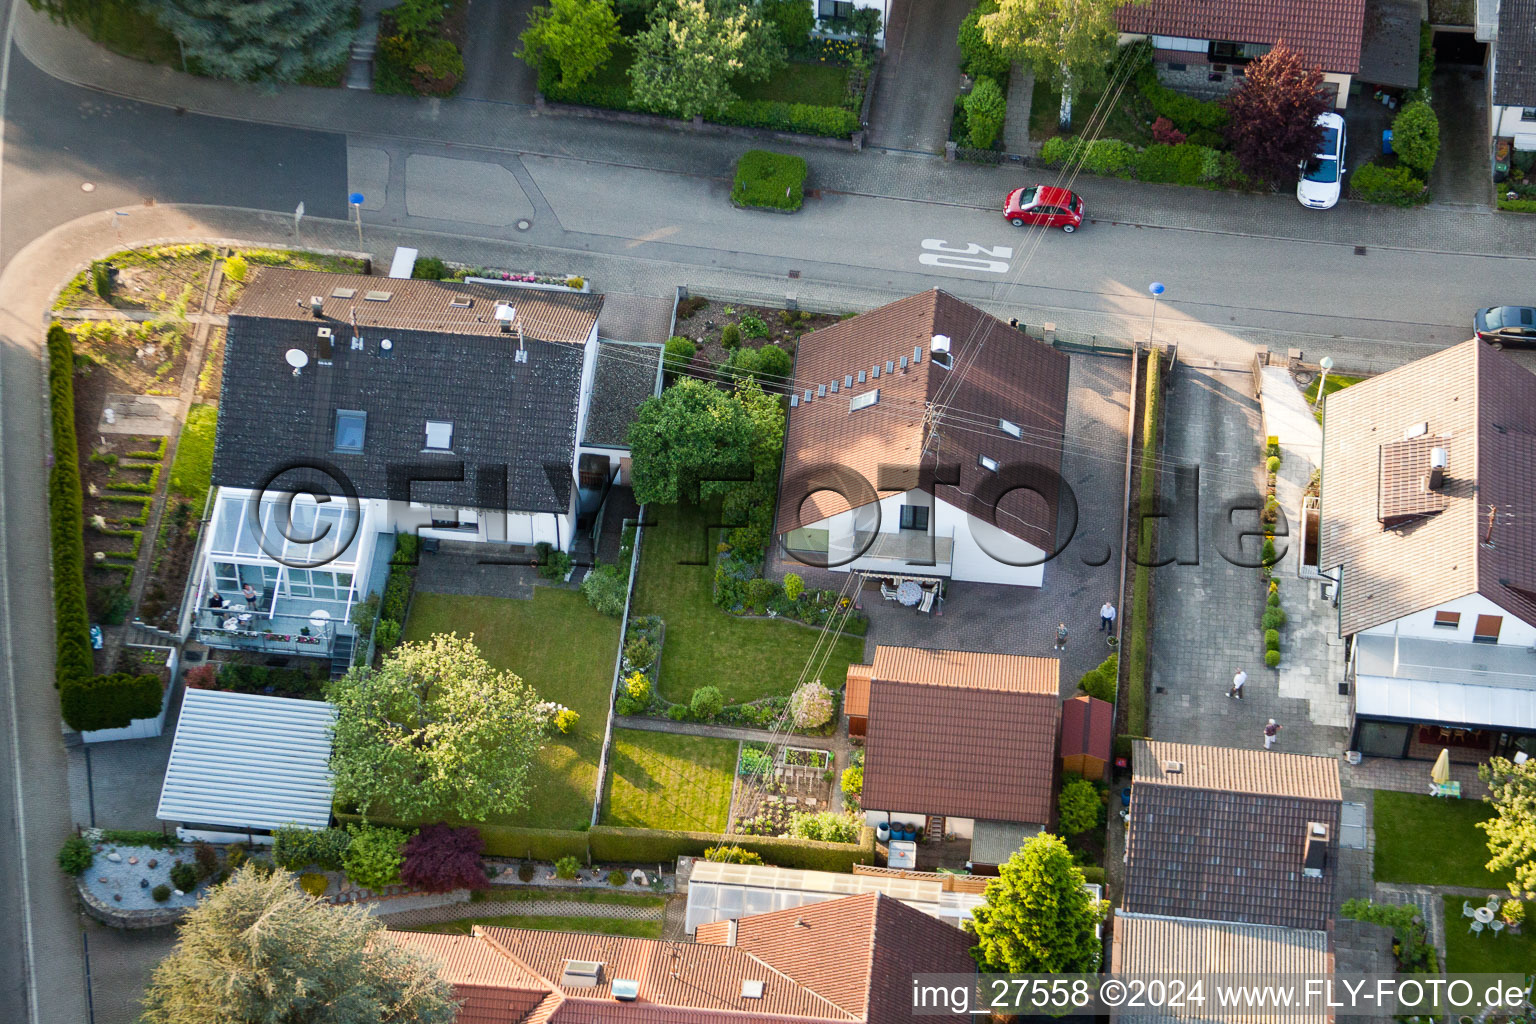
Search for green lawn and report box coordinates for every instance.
[1373,791,1515,888]
[601,730,736,832]
[736,62,849,107]
[1302,373,1364,405]
[411,914,662,939]
[1031,79,1155,146]
[1440,896,1535,972]
[632,501,865,704]
[403,589,621,830]
[169,403,216,517]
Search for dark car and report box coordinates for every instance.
[1003,185,1085,232]
[1475,306,1536,348]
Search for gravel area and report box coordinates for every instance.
[484,859,675,893]
[78,844,206,911]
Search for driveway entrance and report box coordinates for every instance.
[866,0,973,152]
[1428,68,1492,208]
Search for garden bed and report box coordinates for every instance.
[671,297,843,376]
[729,745,837,835]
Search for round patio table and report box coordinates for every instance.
[1475,906,1495,925]
[896,581,921,606]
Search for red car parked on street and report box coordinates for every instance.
[1003,185,1085,232]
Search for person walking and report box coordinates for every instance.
[1054,623,1068,651]
[1100,601,1116,632]
[1264,719,1282,749]
[1228,668,1248,700]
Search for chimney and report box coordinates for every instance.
[1425,446,1448,490]
[1162,760,1183,774]
[494,302,517,334]
[316,327,333,365]
[930,334,952,369]
[726,919,738,946]
[309,295,324,318]
[1303,822,1329,877]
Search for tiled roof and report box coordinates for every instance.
[385,931,551,1024]
[583,340,662,448]
[1495,0,1536,106]
[1060,695,1114,760]
[861,646,1060,823]
[1318,340,1536,635]
[599,292,679,346]
[1125,743,1341,931]
[215,268,602,511]
[1117,0,1368,73]
[1134,741,1342,800]
[844,664,872,718]
[775,290,1069,549]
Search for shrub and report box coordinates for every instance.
[378,34,464,96]
[790,811,861,843]
[540,549,573,580]
[588,824,873,871]
[1266,456,1281,474]
[1136,62,1229,133]
[193,840,219,880]
[1084,138,1136,176]
[738,313,770,339]
[841,764,863,797]
[690,685,725,720]
[720,323,741,350]
[760,0,813,49]
[1151,116,1186,145]
[411,255,449,279]
[1351,161,1426,206]
[1265,649,1281,668]
[730,343,792,384]
[1134,143,1218,186]
[1267,590,1281,607]
[732,150,808,211]
[715,99,859,139]
[222,253,249,283]
[1499,197,1536,213]
[1262,607,1287,631]
[668,703,689,721]
[745,577,778,608]
[608,869,628,886]
[705,845,764,864]
[663,336,696,379]
[1265,628,1280,650]
[1040,134,1078,166]
[554,855,581,880]
[964,76,1007,150]
[1391,101,1440,175]
[169,862,197,892]
[553,707,579,733]
[401,824,489,892]
[91,260,112,299]
[46,326,94,695]
[298,873,329,897]
[581,562,628,616]
[517,863,536,882]
[1501,899,1525,925]
[788,680,835,729]
[343,825,410,891]
[622,669,652,703]
[783,572,804,601]
[957,0,1008,78]
[58,836,94,876]
[375,619,402,652]
[1077,653,1119,703]
[151,883,172,902]
[1058,777,1101,835]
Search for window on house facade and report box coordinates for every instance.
[1433,610,1461,628]
[1167,62,1187,72]
[979,455,999,472]
[1473,614,1503,643]
[899,505,929,531]
[1523,108,1536,122]
[1207,40,1270,64]
[817,0,852,18]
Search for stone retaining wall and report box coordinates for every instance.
[78,880,189,930]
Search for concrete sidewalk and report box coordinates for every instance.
[12,1,1536,261]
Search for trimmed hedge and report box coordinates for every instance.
[1351,161,1427,206]
[1136,63,1229,133]
[1041,135,1224,187]
[733,150,808,211]
[59,672,163,732]
[336,808,591,862]
[1499,197,1536,214]
[716,100,858,139]
[48,325,93,691]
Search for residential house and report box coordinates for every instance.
[1060,694,1114,781]
[808,0,887,47]
[186,269,643,663]
[1123,742,1342,932]
[1117,0,1368,108]
[775,289,1070,589]
[1319,340,1536,761]
[850,645,1061,869]
[1489,0,1536,150]
[387,890,976,1022]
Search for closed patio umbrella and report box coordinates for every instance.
[1431,748,1451,785]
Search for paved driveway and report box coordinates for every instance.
[1428,69,1492,208]
[460,0,538,103]
[866,0,972,153]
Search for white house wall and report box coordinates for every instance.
[1361,591,1536,648]
[935,497,1046,587]
[800,488,929,569]
[1493,106,1536,150]
[864,809,975,838]
[573,322,602,452]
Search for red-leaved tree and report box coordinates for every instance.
[1224,44,1328,187]
[400,824,489,893]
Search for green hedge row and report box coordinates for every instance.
[1040,135,1227,187]
[60,673,163,732]
[1499,197,1536,214]
[1350,162,1428,206]
[1135,63,1229,133]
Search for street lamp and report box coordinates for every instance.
[1148,282,1165,346]
[348,192,365,249]
[1315,355,1334,410]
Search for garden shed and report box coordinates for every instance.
[1060,694,1114,780]
[156,687,337,843]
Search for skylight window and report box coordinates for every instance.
[999,418,1021,438]
[979,455,999,472]
[849,389,880,412]
[334,410,366,452]
[424,420,453,451]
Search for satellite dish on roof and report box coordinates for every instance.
[285,348,309,376]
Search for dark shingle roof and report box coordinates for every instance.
[1358,0,1421,89]
[214,270,603,512]
[1117,0,1369,74]
[1124,742,1342,931]
[1319,340,1536,635]
[775,290,1069,549]
[583,341,662,448]
[1496,0,1536,106]
[860,645,1060,824]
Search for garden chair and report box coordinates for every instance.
[1470,920,1485,937]
[1488,894,1504,906]
[880,583,899,601]
[918,589,935,614]
[1490,920,1506,937]
[1464,901,1478,919]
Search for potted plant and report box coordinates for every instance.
[300,627,311,636]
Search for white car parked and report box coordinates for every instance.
[1297,112,1347,210]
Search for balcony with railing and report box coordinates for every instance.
[194,609,351,657]
[848,530,954,576]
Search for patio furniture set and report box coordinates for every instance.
[1465,895,1518,938]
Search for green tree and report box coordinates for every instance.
[964,75,1007,149]
[957,0,1009,78]
[326,634,548,822]
[966,833,1107,971]
[690,684,725,719]
[518,0,622,88]
[629,0,785,119]
[1479,756,1536,898]
[1391,100,1440,175]
[1057,777,1100,835]
[759,0,813,51]
[627,376,755,505]
[980,0,1146,127]
[141,0,355,82]
[1077,652,1118,702]
[140,865,456,1024]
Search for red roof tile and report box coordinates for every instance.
[1060,695,1113,761]
[1117,0,1368,73]
[384,930,551,1024]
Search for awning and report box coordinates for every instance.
[1355,674,1536,732]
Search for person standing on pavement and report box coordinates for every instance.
[1100,601,1116,632]
[1055,623,1068,651]
[1264,719,1282,749]
[1228,668,1248,700]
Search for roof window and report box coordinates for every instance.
[560,959,602,988]
[850,389,880,412]
[999,418,1021,437]
[364,290,393,302]
[742,980,765,999]
[424,420,453,451]
[979,455,999,472]
[334,410,366,452]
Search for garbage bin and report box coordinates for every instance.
[1382,129,1394,155]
